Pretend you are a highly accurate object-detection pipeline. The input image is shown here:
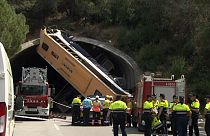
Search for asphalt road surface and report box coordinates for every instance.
[14,116,206,136]
[14,116,143,136]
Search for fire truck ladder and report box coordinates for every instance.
[37,27,128,98]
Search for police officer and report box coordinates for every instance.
[189,93,200,136]
[82,96,92,126]
[103,95,111,125]
[107,95,127,136]
[72,95,82,125]
[157,93,168,135]
[173,96,191,136]
[204,95,210,136]
[169,95,178,136]
[143,95,154,136]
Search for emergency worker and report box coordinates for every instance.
[103,95,111,125]
[169,95,179,136]
[82,97,92,126]
[109,95,113,125]
[126,97,133,127]
[92,95,102,125]
[72,95,82,125]
[107,95,127,136]
[204,95,210,136]
[189,93,200,136]
[143,95,154,136]
[157,93,168,134]
[152,94,159,114]
[173,96,191,136]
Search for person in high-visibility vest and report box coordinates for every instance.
[204,95,210,136]
[169,95,179,136]
[126,97,134,127]
[103,95,111,125]
[189,93,200,136]
[143,95,154,136]
[92,95,102,125]
[157,93,168,135]
[107,95,127,136]
[152,94,159,114]
[109,95,113,125]
[72,95,82,125]
[82,96,92,126]
[173,96,191,136]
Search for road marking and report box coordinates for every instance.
[54,123,60,131]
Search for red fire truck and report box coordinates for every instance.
[15,67,54,117]
[132,73,186,131]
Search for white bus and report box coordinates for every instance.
[0,42,15,136]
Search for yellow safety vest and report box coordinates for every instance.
[109,100,127,111]
[153,100,159,109]
[152,116,161,128]
[72,97,81,105]
[103,99,111,109]
[158,99,168,112]
[143,100,153,112]
[169,102,175,109]
[173,103,190,115]
[205,102,210,115]
[191,99,200,109]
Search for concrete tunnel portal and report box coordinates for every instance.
[10,37,141,112]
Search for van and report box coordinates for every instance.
[0,42,15,136]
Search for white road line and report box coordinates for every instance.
[54,123,60,131]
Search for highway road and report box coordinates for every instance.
[14,116,143,136]
[14,116,206,136]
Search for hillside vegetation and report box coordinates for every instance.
[2,0,210,102]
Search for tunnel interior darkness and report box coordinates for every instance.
[10,41,136,112]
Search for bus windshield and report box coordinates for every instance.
[20,85,47,95]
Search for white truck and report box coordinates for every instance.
[15,67,54,117]
[0,42,15,136]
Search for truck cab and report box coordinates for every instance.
[0,42,15,136]
[15,67,53,117]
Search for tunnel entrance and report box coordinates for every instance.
[11,45,80,112]
[10,38,140,112]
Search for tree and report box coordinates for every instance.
[0,0,29,57]
[32,0,58,23]
[169,57,187,78]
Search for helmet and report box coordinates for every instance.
[105,95,109,98]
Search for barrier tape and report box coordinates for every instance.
[15,115,72,123]
[52,100,72,109]
[15,115,49,121]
